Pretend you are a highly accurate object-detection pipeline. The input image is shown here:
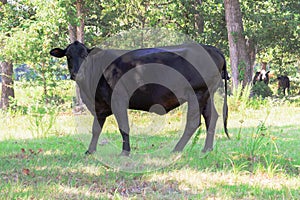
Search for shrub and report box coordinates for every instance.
[251,82,273,98]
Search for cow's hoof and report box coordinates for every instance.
[120,150,130,157]
[85,150,94,155]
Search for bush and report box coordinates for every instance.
[251,82,273,98]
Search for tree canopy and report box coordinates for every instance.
[0,0,299,106]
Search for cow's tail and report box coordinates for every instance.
[222,58,230,139]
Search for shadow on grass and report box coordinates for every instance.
[0,124,299,199]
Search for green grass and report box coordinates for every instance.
[1,81,300,199]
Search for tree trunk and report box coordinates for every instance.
[0,61,15,109]
[246,38,257,79]
[194,0,204,34]
[76,0,85,43]
[224,0,251,88]
[0,0,15,110]
[68,24,77,42]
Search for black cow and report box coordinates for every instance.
[277,75,290,96]
[50,41,229,155]
[253,70,270,85]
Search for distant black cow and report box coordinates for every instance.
[253,70,270,85]
[50,41,229,156]
[277,75,290,96]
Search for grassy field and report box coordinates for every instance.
[0,82,300,199]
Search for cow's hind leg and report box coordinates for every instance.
[113,105,131,156]
[173,93,202,152]
[116,113,130,156]
[202,98,218,153]
[86,116,106,154]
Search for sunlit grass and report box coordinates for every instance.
[228,106,300,129]
[148,168,300,193]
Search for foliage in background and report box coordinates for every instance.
[241,1,300,73]
[0,0,69,104]
[5,81,74,116]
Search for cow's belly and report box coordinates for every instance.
[128,84,181,114]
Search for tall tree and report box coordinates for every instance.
[76,0,85,43]
[224,0,251,88]
[0,0,14,109]
[68,0,85,110]
[68,0,85,42]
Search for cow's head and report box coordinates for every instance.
[50,41,92,80]
[261,70,270,84]
[253,70,270,85]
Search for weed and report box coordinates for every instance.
[242,120,283,174]
[263,156,281,177]
[248,121,268,159]
[228,157,249,175]
[228,83,252,111]
[28,102,59,138]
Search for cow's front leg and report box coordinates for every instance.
[86,116,106,154]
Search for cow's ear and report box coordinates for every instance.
[266,71,270,74]
[50,48,66,58]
